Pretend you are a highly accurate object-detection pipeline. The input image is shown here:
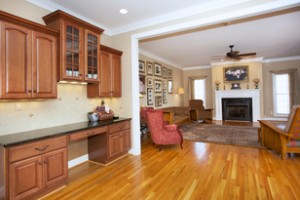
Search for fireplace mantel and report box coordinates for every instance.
[215,89,260,122]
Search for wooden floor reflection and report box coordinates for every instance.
[42,131,300,200]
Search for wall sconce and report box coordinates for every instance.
[139,93,144,98]
[178,87,184,95]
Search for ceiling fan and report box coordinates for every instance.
[226,45,256,59]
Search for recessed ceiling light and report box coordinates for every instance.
[119,8,128,14]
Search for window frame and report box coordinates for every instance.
[272,73,290,117]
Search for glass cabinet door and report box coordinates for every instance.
[65,25,81,78]
[86,32,99,81]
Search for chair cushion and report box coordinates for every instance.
[285,105,300,132]
[286,139,300,147]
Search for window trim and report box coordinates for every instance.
[272,73,290,117]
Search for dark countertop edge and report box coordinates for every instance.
[0,118,131,148]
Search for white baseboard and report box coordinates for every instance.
[68,154,89,169]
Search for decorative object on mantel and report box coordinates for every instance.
[253,78,260,89]
[215,80,221,90]
[231,83,241,90]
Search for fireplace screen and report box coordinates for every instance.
[222,98,253,122]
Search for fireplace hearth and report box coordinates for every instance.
[215,90,260,122]
[222,98,253,122]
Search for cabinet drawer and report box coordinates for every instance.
[109,121,130,133]
[9,136,67,163]
[69,126,108,141]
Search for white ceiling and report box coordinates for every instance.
[28,0,300,68]
[140,10,300,67]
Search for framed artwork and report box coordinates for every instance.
[162,80,167,89]
[139,75,146,94]
[147,62,153,75]
[139,60,145,74]
[154,79,162,93]
[167,69,173,79]
[155,96,162,107]
[162,67,167,78]
[167,80,173,94]
[147,77,153,87]
[147,88,154,105]
[224,65,249,83]
[154,63,162,77]
[163,89,167,104]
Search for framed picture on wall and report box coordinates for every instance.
[147,88,153,105]
[154,63,162,77]
[154,79,162,93]
[139,60,145,74]
[162,80,167,89]
[167,69,173,79]
[155,96,162,107]
[224,65,249,83]
[147,77,153,87]
[147,62,153,75]
[162,67,167,78]
[163,89,167,104]
[167,80,173,94]
[139,75,146,94]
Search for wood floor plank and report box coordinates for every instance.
[41,138,300,200]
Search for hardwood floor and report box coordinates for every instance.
[41,136,300,200]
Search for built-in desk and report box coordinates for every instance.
[0,118,131,200]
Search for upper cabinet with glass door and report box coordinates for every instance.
[43,10,103,83]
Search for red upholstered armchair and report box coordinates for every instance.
[146,109,183,150]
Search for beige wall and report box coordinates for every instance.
[262,60,300,118]
[139,54,183,108]
[183,67,213,108]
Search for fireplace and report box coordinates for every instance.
[222,98,253,122]
[215,90,260,122]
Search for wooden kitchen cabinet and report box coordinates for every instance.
[8,136,67,200]
[0,11,58,99]
[43,10,103,82]
[87,45,123,97]
[88,120,131,164]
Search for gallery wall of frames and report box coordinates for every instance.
[139,59,174,107]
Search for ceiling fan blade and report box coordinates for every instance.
[238,52,256,57]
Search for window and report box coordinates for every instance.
[193,79,206,106]
[273,73,290,116]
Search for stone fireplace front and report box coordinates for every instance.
[215,90,260,122]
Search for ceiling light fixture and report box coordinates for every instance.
[119,8,128,15]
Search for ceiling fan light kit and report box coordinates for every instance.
[226,45,256,59]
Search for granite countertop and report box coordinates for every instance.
[0,118,131,147]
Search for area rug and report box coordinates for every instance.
[180,124,263,148]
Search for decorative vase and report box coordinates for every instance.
[255,83,259,89]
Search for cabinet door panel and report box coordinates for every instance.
[32,31,57,98]
[108,133,123,159]
[1,22,32,99]
[62,21,84,81]
[99,51,112,97]
[9,156,43,200]
[111,54,121,97]
[84,30,100,82]
[122,130,131,152]
[43,148,67,188]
